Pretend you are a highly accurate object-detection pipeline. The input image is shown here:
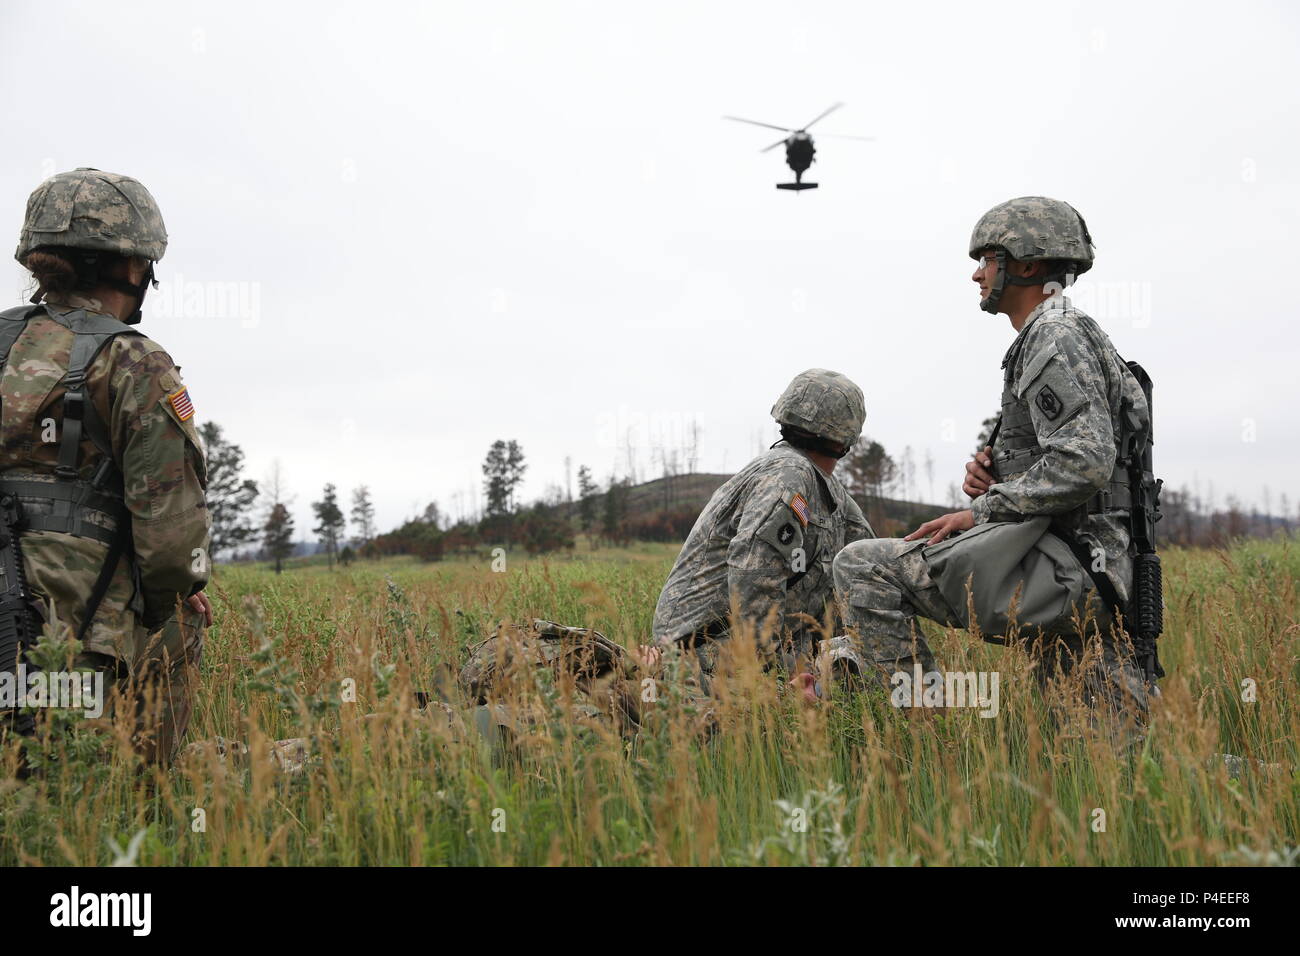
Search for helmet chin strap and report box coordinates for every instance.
[979,250,1009,315]
[100,263,157,325]
[979,250,1052,315]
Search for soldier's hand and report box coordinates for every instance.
[905,510,975,545]
[963,446,997,499]
[186,590,214,627]
[789,672,820,704]
[635,644,662,671]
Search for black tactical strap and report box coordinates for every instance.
[0,478,123,517]
[21,514,118,547]
[1058,529,1126,625]
[1084,463,1134,513]
[986,415,1002,450]
[0,474,126,547]
[75,521,130,643]
[52,317,122,540]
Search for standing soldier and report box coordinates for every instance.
[2,168,211,767]
[826,197,1155,729]
[653,369,874,676]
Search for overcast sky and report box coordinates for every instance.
[3,0,1298,537]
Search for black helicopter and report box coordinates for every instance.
[723,102,873,190]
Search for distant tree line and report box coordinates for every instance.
[200,420,1299,570]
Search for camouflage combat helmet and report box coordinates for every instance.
[968,196,1094,314]
[771,368,865,453]
[16,168,168,264]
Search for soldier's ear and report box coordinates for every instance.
[106,255,151,285]
[1008,258,1040,279]
[126,256,152,284]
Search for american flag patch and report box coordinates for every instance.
[168,386,195,422]
[790,493,810,527]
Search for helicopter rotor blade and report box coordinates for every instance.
[801,102,844,131]
[761,137,789,153]
[722,115,793,133]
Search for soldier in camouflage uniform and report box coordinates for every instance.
[4,168,211,767]
[825,198,1152,726]
[654,369,874,674]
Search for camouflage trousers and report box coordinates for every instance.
[827,537,1151,724]
[73,608,205,768]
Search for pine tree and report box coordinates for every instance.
[261,460,296,573]
[482,441,511,518]
[577,465,598,536]
[312,483,346,569]
[602,476,628,544]
[844,440,897,505]
[350,485,377,548]
[505,440,527,512]
[198,421,259,560]
[264,502,295,574]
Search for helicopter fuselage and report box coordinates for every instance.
[784,132,816,174]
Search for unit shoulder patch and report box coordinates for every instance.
[1035,384,1063,420]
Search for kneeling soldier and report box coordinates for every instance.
[826,197,1157,731]
[653,369,874,675]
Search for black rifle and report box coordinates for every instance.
[1123,361,1165,682]
[0,492,39,736]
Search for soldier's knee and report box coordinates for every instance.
[832,539,877,590]
[833,538,905,593]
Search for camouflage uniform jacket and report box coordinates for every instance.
[653,444,873,648]
[0,293,210,660]
[971,295,1149,602]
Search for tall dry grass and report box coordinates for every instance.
[1,536,1295,866]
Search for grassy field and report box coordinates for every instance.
[1,536,1297,866]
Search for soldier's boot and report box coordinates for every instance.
[819,630,941,697]
[1030,629,1149,751]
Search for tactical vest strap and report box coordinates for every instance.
[993,443,1044,477]
[76,522,130,644]
[0,478,125,547]
[997,444,1131,515]
[23,513,118,547]
[0,306,39,355]
[0,478,124,519]
[1057,528,1127,621]
[1084,463,1133,514]
[0,304,139,637]
[32,308,135,543]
